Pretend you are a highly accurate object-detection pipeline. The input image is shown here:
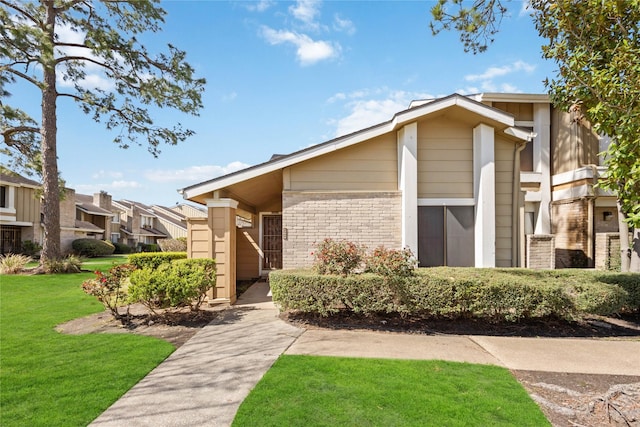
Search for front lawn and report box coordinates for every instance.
[0,262,174,427]
[233,355,549,427]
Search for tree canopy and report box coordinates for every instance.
[1,0,205,261]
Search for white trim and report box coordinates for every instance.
[182,94,516,200]
[552,184,593,201]
[205,198,239,209]
[521,172,542,183]
[398,122,418,254]
[595,197,617,207]
[418,198,475,206]
[472,93,551,103]
[524,191,542,202]
[504,127,535,141]
[533,103,551,234]
[0,220,33,226]
[552,166,596,186]
[0,207,17,215]
[473,123,496,268]
[515,120,535,127]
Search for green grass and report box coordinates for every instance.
[0,259,174,427]
[233,355,550,427]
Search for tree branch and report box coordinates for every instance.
[1,66,42,88]
[0,0,41,27]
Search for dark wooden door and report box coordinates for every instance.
[262,215,282,269]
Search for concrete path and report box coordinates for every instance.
[90,281,303,427]
[91,281,640,426]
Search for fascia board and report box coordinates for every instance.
[182,95,514,199]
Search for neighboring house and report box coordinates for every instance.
[149,205,189,239]
[0,173,42,254]
[112,200,167,247]
[170,203,207,219]
[180,92,620,303]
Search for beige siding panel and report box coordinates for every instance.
[417,117,473,198]
[15,187,39,223]
[237,227,260,280]
[289,133,397,191]
[493,102,533,121]
[495,136,514,267]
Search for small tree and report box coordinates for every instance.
[1,1,205,264]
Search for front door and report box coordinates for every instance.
[262,214,282,270]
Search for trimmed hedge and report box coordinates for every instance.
[270,268,640,322]
[71,239,115,257]
[127,252,187,269]
[113,242,133,254]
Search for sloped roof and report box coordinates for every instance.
[74,220,104,232]
[149,206,187,231]
[0,172,40,188]
[180,93,524,201]
[75,193,112,216]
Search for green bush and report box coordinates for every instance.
[43,255,83,274]
[82,264,137,320]
[72,239,115,257]
[0,254,32,274]
[113,242,133,254]
[20,240,42,257]
[127,252,187,269]
[596,273,640,311]
[137,243,159,253]
[270,268,637,321]
[128,258,216,311]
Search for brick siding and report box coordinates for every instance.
[551,198,590,268]
[282,191,402,269]
[526,234,555,269]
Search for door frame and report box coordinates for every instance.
[258,212,282,276]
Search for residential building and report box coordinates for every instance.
[0,173,42,254]
[112,200,167,247]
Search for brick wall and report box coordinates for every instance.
[595,232,620,270]
[526,234,555,269]
[282,191,402,269]
[551,198,591,268]
[594,207,619,233]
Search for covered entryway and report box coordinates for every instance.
[261,214,282,270]
[418,206,474,267]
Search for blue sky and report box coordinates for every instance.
[6,0,555,207]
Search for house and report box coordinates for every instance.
[0,173,42,254]
[180,93,620,304]
[112,200,168,248]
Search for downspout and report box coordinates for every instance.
[512,140,528,267]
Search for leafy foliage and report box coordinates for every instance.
[113,242,133,254]
[157,238,188,252]
[72,238,115,257]
[128,258,215,312]
[127,252,187,269]
[365,246,417,277]
[20,240,42,257]
[0,253,32,274]
[82,263,137,320]
[312,238,366,275]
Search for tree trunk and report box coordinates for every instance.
[631,227,640,273]
[40,1,61,263]
[617,201,631,272]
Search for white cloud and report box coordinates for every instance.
[289,0,322,29]
[91,170,124,180]
[329,89,435,137]
[222,91,238,102]
[519,1,533,17]
[144,162,250,183]
[465,60,536,82]
[245,0,274,12]
[260,26,340,65]
[333,14,356,35]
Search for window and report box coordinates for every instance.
[112,214,120,224]
[141,215,153,229]
[0,186,7,208]
[111,233,120,243]
[418,206,475,267]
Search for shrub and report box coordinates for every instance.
[20,240,42,257]
[365,246,417,277]
[137,243,159,253]
[113,242,133,254]
[312,238,366,275]
[43,255,83,274]
[82,264,137,321]
[128,252,187,269]
[595,273,640,312]
[157,238,187,252]
[128,258,216,311]
[72,239,115,257]
[0,254,32,274]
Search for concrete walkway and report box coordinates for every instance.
[90,281,303,427]
[91,281,640,426]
